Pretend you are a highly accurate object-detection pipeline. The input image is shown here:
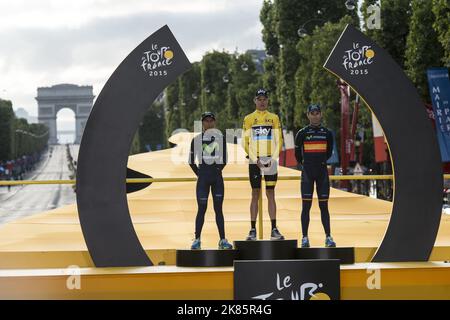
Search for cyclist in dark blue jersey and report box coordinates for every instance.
[189,112,233,250]
[295,104,336,248]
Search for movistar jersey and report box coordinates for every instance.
[189,132,227,176]
[294,125,333,165]
[242,109,283,161]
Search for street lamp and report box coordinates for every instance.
[297,18,327,38]
[345,0,357,11]
[13,129,49,158]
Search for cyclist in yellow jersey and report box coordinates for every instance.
[242,88,284,240]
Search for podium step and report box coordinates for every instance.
[176,249,238,267]
[176,243,355,267]
[296,247,355,264]
[233,240,298,260]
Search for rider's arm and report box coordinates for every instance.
[242,116,258,162]
[219,135,227,171]
[294,129,304,165]
[274,115,283,158]
[326,130,334,160]
[189,137,199,176]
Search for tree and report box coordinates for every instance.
[361,0,412,68]
[0,99,15,161]
[227,53,262,129]
[178,62,202,131]
[28,123,49,155]
[129,132,141,155]
[161,50,260,141]
[405,0,444,102]
[8,116,49,159]
[138,101,166,152]
[200,51,232,132]
[261,0,358,130]
[294,15,376,170]
[260,0,279,58]
[295,16,355,132]
[432,0,450,67]
[260,1,281,116]
[165,80,181,140]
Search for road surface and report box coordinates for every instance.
[0,144,78,225]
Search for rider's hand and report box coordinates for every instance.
[258,158,272,169]
[256,158,264,169]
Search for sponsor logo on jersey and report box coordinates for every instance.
[202,141,219,155]
[252,125,272,140]
[304,141,327,153]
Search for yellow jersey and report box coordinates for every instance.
[242,109,283,162]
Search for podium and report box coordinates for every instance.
[296,247,355,264]
[176,249,238,267]
[176,240,354,267]
[233,240,298,260]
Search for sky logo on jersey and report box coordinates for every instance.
[252,126,272,140]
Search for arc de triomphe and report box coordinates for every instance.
[36,84,95,144]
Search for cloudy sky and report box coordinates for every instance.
[0,0,265,135]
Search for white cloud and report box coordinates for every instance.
[0,0,232,29]
[0,0,265,119]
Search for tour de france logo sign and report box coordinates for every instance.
[342,42,375,76]
[140,43,174,77]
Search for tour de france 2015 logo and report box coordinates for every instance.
[342,42,375,76]
[251,273,331,300]
[140,44,174,77]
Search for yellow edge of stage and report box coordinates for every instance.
[0,262,450,299]
[1,246,450,269]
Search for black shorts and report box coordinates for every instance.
[301,163,330,201]
[196,171,224,204]
[249,164,278,190]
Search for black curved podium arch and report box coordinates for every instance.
[76,25,191,267]
[324,25,442,262]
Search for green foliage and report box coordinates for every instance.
[129,131,141,155]
[165,80,181,139]
[0,98,49,161]
[156,50,262,142]
[264,0,359,130]
[138,101,166,152]
[295,16,355,131]
[12,118,49,158]
[359,102,375,166]
[178,62,202,131]
[227,53,262,128]
[361,0,412,68]
[262,56,280,114]
[405,0,444,102]
[432,0,450,67]
[135,0,448,174]
[260,0,279,57]
[0,99,15,160]
[199,51,232,132]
